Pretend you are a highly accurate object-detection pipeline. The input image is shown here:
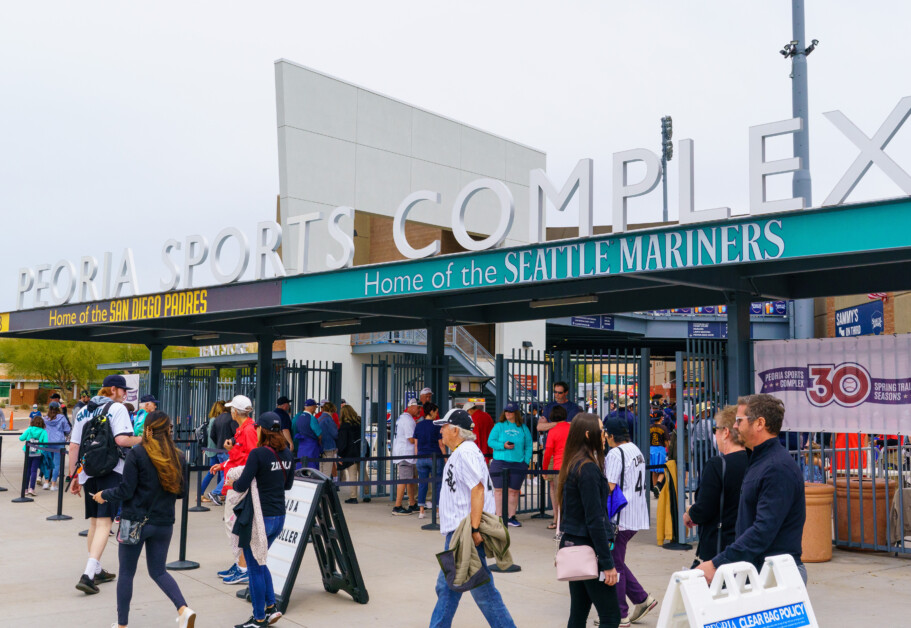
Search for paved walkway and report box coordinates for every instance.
[0,435,908,626]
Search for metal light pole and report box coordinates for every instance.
[782,0,818,339]
[661,116,673,222]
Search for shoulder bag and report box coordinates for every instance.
[554,468,600,581]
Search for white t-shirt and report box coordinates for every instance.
[439,440,496,535]
[605,442,650,531]
[70,400,134,483]
[392,412,416,463]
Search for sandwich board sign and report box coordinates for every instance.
[237,468,368,612]
[656,554,817,628]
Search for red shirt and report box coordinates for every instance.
[471,410,495,462]
[543,421,571,471]
[221,418,257,495]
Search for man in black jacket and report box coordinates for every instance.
[697,394,807,584]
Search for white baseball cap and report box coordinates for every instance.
[225,395,253,412]
[419,387,433,396]
[462,400,481,411]
[407,398,419,407]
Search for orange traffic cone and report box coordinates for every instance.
[8,410,12,431]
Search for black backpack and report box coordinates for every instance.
[79,402,122,477]
[194,418,210,445]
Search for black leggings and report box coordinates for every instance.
[567,578,621,628]
[117,523,187,626]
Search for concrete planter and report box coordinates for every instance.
[830,477,889,548]
[802,482,834,562]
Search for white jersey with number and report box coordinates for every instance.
[605,442,650,531]
[439,440,496,535]
[70,399,134,483]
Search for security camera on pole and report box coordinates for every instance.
[660,116,673,222]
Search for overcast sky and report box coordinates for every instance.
[3,1,910,312]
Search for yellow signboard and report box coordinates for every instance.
[0,312,8,333]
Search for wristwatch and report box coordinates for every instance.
[471,526,480,534]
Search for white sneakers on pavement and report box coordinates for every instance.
[177,606,197,628]
[628,595,658,623]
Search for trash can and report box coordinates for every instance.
[802,482,834,563]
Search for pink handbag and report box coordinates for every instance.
[554,511,600,581]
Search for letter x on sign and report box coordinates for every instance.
[824,96,911,205]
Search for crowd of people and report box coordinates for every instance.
[8,368,813,628]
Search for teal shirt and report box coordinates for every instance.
[488,421,533,464]
[19,426,48,454]
[133,409,147,436]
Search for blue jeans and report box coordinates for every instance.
[242,514,285,621]
[417,457,444,506]
[430,532,516,628]
[201,452,229,495]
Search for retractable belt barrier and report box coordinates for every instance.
[10,441,73,521]
[0,435,7,492]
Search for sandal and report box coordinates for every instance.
[547,522,557,530]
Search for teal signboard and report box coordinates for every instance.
[282,199,911,307]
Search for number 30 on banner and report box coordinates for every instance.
[807,363,871,407]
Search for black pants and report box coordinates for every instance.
[117,523,187,625]
[567,578,621,628]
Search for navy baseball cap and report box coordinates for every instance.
[504,402,519,413]
[304,398,318,407]
[434,408,474,430]
[276,396,292,406]
[256,411,283,432]
[49,401,60,408]
[102,374,132,390]
[604,416,630,437]
[140,394,159,404]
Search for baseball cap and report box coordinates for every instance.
[604,416,630,437]
[304,398,318,407]
[225,395,253,412]
[462,400,482,411]
[407,398,419,407]
[319,399,330,406]
[49,401,60,409]
[695,401,712,415]
[255,411,283,432]
[102,374,133,390]
[434,408,474,430]
[50,393,61,399]
[80,391,90,397]
[504,402,519,412]
[32,404,38,409]
[140,394,159,404]
[616,394,629,408]
[276,396,292,406]
[419,387,433,396]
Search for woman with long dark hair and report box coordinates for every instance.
[555,413,620,628]
[93,410,196,628]
[336,404,363,504]
[230,412,295,628]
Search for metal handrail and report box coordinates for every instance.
[351,326,495,375]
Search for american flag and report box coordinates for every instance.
[868,293,888,300]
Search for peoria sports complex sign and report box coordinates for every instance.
[12,95,911,311]
[2,196,911,334]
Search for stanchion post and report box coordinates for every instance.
[531,449,548,519]
[0,435,8,491]
[189,464,210,513]
[12,444,34,503]
[500,468,509,525]
[48,447,72,521]
[421,452,440,531]
[166,452,200,571]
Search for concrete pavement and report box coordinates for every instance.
[1,434,908,627]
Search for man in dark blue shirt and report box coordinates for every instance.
[697,394,807,584]
[537,381,582,443]
[274,396,294,448]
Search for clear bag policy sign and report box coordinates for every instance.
[753,335,911,433]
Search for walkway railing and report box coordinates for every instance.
[351,326,495,376]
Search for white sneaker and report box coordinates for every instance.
[425,501,433,508]
[176,606,196,628]
[42,482,50,490]
[628,595,657,623]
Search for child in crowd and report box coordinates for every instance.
[19,415,49,496]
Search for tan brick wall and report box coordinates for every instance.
[825,297,835,338]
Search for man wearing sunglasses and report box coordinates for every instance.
[537,381,582,440]
[696,394,807,585]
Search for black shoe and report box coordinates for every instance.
[76,574,99,595]
[235,616,269,628]
[391,506,412,516]
[264,604,283,624]
[651,486,660,499]
[344,498,358,504]
[408,504,420,513]
[94,568,116,584]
